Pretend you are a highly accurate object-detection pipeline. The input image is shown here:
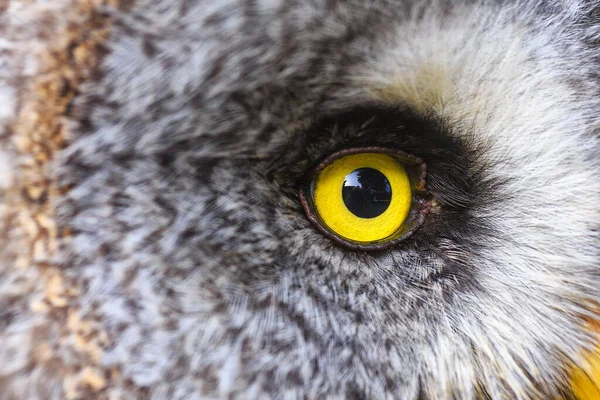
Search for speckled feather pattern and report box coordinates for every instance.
[1,0,599,399]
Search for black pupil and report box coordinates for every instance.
[342,168,392,218]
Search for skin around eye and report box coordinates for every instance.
[312,153,412,243]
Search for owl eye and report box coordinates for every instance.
[300,147,430,251]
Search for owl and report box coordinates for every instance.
[0,0,599,399]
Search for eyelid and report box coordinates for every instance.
[299,146,431,251]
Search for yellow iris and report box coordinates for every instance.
[313,153,412,243]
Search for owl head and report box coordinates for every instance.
[0,0,599,399]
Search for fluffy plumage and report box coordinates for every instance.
[0,0,599,399]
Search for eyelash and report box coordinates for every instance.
[299,146,432,251]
